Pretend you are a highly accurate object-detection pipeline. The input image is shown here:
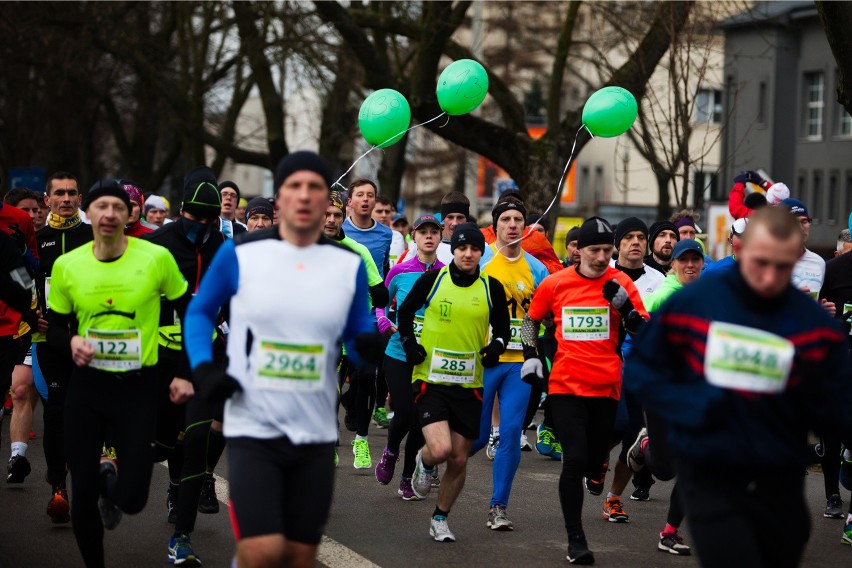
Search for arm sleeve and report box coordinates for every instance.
[728,182,752,219]
[376,271,399,335]
[803,326,852,443]
[46,310,73,354]
[185,240,239,369]
[397,270,441,340]
[487,276,511,345]
[341,262,376,367]
[369,284,389,309]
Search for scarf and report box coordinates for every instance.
[47,210,82,230]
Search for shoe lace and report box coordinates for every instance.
[354,441,369,460]
[539,429,553,444]
[607,498,625,515]
[551,441,563,453]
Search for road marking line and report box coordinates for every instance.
[161,465,380,567]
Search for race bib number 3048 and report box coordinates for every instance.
[86,329,142,371]
[704,321,794,394]
[562,307,610,341]
[255,340,325,392]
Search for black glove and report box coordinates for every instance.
[194,361,242,403]
[733,170,765,186]
[602,279,635,317]
[353,332,385,365]
[401,336,427,366]
[479,339,504,368]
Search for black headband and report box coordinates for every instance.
[441,202,470,219]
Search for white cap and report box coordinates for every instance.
[766,182,790,205]
[145,195,167,212]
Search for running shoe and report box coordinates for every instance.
[535,424,556,457]
[47,486,71,524]
[398,477,420,501]
[585,462,608,496]
[627,427,648,473]
[167,483,179,524]
[372,407,389,429]
[334,448,339,466]
[487,505,514,531]
[486,433,500,461]
[602,496,629,523]
[550,440,563,461]
[352,439,371,469]
[630,486,651,501]
[6,454,31,483]
[659,530,691,555]
[430,468,441,488]
[824,494,844,519]
[520,434,533,452]
[198,474,219,514]
[168,533,202,566]
[430,515,456,542]
[842,521,852,546]
[375,447,398,485]
[412,450,436,499]
[567,531,594,565]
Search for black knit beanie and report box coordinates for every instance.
[576,216,614,249]
[274,151,333,191]
[491,200,527,230]
[83,179,132,212]
[614,217,648,248]
[648,221,680,246]
[182,166,222,220]
[450,223,486,253]
[219,180,241,201]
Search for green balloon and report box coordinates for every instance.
[436,59,489,115]
[581,86,638,137]
[358,89,411,148]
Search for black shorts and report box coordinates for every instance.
[228,436,335,544]
[13,334,32,366]
[413,380,483,440]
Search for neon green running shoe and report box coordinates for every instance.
[352,439,371,469]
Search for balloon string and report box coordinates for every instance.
[332,112,448,190]
[485,124,592,265]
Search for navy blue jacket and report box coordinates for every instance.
[624,267,852,473]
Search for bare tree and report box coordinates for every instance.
[816,1,852,115]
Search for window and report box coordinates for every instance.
[798,171,808,207]
[812,170,822,223]
[828,171,839,223]
[694,170,720,203]
[695,89,722,124]
[758,82,767,125]
[839,108,852,137]
[803,72,824,139]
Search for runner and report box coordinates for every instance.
[374,213,444,498]
[342,178,393,447]
[563,226,580,267]
[521,216,648,564]
[471,199,548,531]
[625,238,705,557]
[36,170,94,523]
[217,181,247,238]
[396,223,510,542]
[121,181,156,237]
[143,166,228,566]
[624,206,852,567]
[374,195,405,268]
[144,196,169,228]
[47,180,188,567]
[779,198,825,299]
[703,218,748,275]
[244,197,274,232]
[592,217,664,515]
[184,150,381,567]
[644,221,679,275]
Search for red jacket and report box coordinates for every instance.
[0,204,37,336]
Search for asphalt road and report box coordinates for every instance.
[2,407,850,567]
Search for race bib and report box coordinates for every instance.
[413,315,424,339]
[489,318,523,350]
[562,307,610,341]
[429,348,476,384]
[704,322,794,394]
[844,304,852,336]
[86,329,142,371]
[254,339,325,392]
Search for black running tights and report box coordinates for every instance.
[383,356,424,478]
[65,366,158,568]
